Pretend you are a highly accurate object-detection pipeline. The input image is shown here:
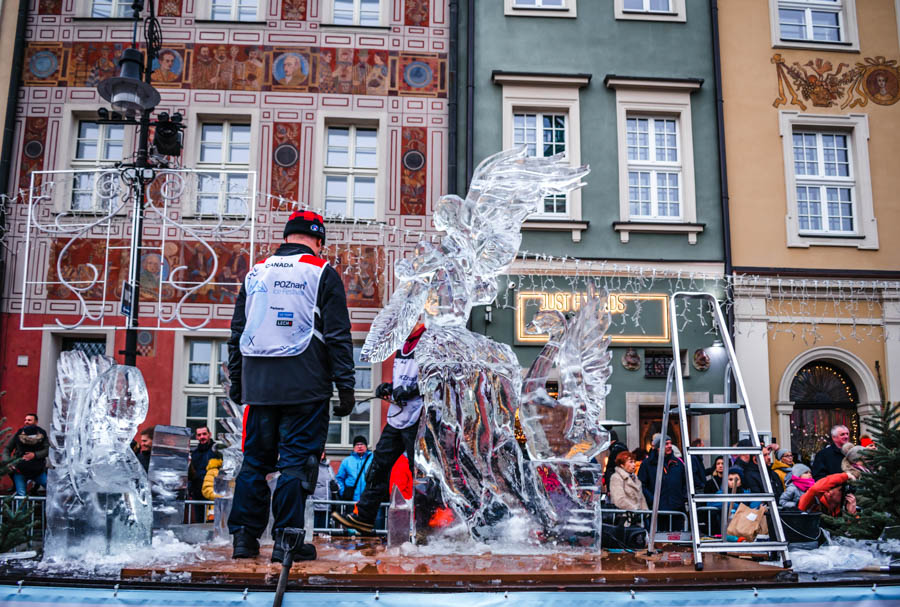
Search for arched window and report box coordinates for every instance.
[789,361,859,465]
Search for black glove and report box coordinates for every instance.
[333,389,356,417]
[229,383,242,405]
[392,384,420,403]
[375,382,393,400]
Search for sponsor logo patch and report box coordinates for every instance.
[277,312,294,318]
[276,320,293,327]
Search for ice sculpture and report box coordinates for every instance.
[214,365,245,540]
[148,425,191,528]
[362,147,604,542]
[386,486,413,548]
[518,286,613,540]
[44,352,152,560]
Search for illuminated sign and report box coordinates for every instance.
[515,291,670,345]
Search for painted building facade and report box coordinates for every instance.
[719,0,900,461]
[0,0,449,464]
[460,0,733,452]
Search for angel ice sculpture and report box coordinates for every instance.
[44,352,152,560]
[362,148,612,542]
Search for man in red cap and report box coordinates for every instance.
[227,210,356,562]
[332,322,425,535]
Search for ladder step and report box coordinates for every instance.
[697,541,788,552]
[692,493,778,503]
[688,447,763,455]
[678,403,745,415]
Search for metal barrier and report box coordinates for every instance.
[0,495,45,551]
[183,499,215,523]
[305,498,390,536]
[602,507,691,544]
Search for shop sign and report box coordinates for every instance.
[515,291,669,345]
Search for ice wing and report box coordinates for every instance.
[360,278,429,362]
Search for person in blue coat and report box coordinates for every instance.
[637,434,688,520]
[335,435,374,502]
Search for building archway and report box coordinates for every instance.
[775,346,880,462]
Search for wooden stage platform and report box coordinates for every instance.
[120,537,795,590]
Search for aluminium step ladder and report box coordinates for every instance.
[646,291,791,571]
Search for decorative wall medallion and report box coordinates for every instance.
[692,348,710,372]
[402,149,425,172]
[403,61,433,88]
[621,346,641,371]
[29,50,58,79]
[23,140,44,159]
[274,143,299,168]
[860,58,900,106]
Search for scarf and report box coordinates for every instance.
[791,475,815,492]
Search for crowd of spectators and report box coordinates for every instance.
[602,424,870,534]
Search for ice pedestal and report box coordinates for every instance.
[213,474,236,541]
[148,425,191,528]
[44,353,152,560]
[387,486,413,547]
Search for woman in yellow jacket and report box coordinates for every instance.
[201,455,223,521]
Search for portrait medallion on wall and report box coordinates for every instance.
[273,49,312,90]
[862,60,900,105]
[152,47,186,87]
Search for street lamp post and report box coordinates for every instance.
[96,0,179,367]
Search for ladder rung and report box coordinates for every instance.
[697,541,788,552]
[688,447,763,455]
[676,403,745,415]
[692,493,777,503]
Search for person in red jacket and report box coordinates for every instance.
[798,472,857,517]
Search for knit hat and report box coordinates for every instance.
[790,463,811,478]
[351,434,368,447]
[283,210,326,242]
[736,438,754,448]
[841,442,868,464]
[775,448,789,460]
[652,433,670,448]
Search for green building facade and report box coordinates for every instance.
[456,0,734,452]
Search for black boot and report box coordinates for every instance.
[232,528,260,559]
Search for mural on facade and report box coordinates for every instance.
[38,0,61,14]
[22,43,447,97]
[47,238,248,305]
[68,43,123,88]
[152,47,187,87]
[158,0,183,17]
[773,54,900,110]
[281,0,307,20]
[405,0,429,26]
[325,245,384,308]
[400,127,427,215]
[18,117,48,192]
[271,122,303,203]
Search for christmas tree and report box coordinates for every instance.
[825,399,900,539]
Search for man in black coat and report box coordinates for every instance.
[731,439,765,494]
[812,425,850,480]
[637,434,687,514]
[2,413,48,496]
[227,211,356,563]
[190,426,216,499]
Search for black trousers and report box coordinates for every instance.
[355,422,417,523]
[228,402,329,537]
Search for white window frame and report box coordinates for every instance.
[194,0,265,21]
[768,0,859,52]
[513,111,570,217]
[778,111,877,249]
[182,107,260,218]
[322,0,390,26]
[311,109,388,221]
[625,116,684,222]
[615,0,686,23]
[53,106,136,214]
[327,335,382,451]
[89,0,132,17]
[505,0,576,18]
[495,73,588,241]
[181,336,231,442]
[322,125,378,220]
[608,77,702,244]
